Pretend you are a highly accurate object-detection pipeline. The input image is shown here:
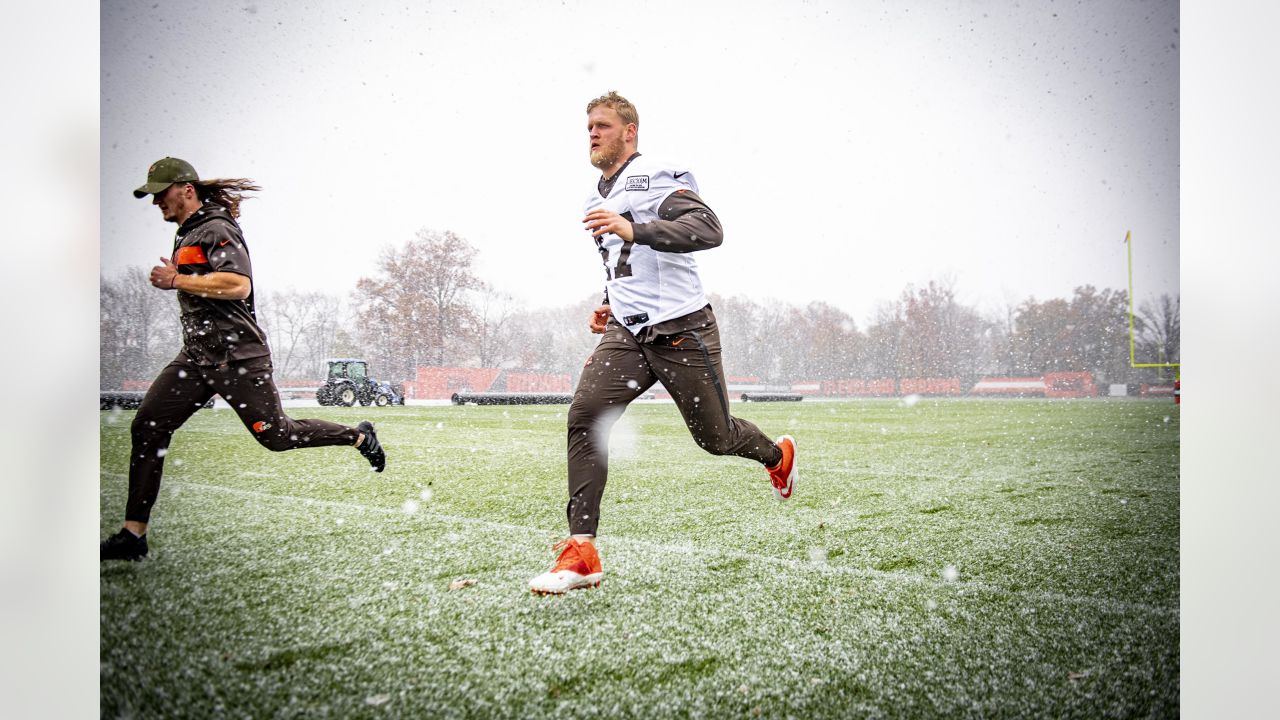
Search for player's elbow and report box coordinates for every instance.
[228,276,253,300]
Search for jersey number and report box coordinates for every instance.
[594,211,634,281]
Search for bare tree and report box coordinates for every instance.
[795,301,863,380]
[100,267,181,389]
[863,299,906,380]
[712,294,791,382]
[474,283,521,368]
[510,297,599,380]
[257,288,341,380]
[1137,293,1180,371]
[984,291,1023,376]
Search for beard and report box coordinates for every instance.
[590,136,625,171]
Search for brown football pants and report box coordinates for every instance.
[566,315,783,536]
[126,352,359,523]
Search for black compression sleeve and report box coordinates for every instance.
[630,190,724,253]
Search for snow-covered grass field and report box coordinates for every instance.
[99,398,1179,718]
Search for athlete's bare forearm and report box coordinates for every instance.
[150,264,251,300]
[174,271,252,300]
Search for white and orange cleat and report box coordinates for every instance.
[767,435,797,501]
[529,537,603,595]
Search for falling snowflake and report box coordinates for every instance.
[942,565,959,582]
[402,500,420,514]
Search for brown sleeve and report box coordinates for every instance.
[630,189,723,253]
[201,221,253,278]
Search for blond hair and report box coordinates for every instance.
[193,178,262,219]
[586,91,639,128]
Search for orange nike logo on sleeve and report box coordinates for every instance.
[219,239,231,247]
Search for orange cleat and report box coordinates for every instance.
[529,537,603,595]
[767,435,797,501]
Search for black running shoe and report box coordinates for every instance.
[357,421,386,472]
[100,529,148,561]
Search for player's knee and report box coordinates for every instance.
[696,435,735,456]
[130,414,165,441]
[567,402,597,432]
[259,437,291,452]
[249,427,294,452]
[696,435,727,450]
[258,434,295,452]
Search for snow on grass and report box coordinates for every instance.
[100,399,1179,718]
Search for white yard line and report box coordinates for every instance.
[819,466,1183,492]
[127,476,1176,619]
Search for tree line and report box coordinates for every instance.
[101,229,1179,389]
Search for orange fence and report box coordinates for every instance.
[898,378,963,396]
[1043,372,1098,398]
[818,379,897,396]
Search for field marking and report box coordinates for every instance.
[114,475,1177,619]
[818,466,1183,492]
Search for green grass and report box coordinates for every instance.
[100,398,1179,718]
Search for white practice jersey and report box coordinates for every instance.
[585,155,708,334]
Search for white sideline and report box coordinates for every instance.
[103,473,1178,619]
[820,466,1183,493]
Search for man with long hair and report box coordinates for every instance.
[100,157,387,561]
[527,93,798,594]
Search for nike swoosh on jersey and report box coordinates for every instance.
[674,171,688,179]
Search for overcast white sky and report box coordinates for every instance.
[101,0,1178,325]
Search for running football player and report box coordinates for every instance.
[529,92,798,594]
[100,158,387,561]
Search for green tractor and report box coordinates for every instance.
[315,359,405,407]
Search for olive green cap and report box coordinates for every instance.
[133,157,199,198]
